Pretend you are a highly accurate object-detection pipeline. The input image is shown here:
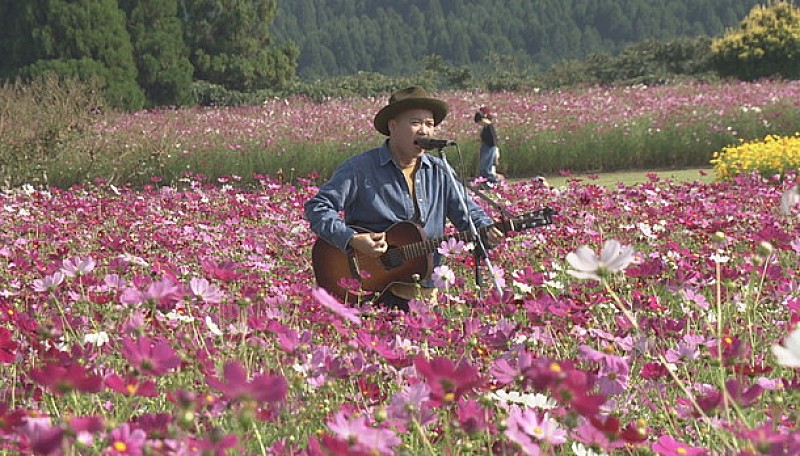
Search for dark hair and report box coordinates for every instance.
[473,112,484,123]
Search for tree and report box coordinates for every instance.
[0,0,144,110]
[712,1,800,81]
[181,0,298,91]
[119,0,194,107]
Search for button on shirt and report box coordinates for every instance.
[304,141,493,254]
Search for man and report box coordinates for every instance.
[304,86,503,310]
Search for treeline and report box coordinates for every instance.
[0,0,298,110]
[271,0,762,79]
[1,0,798,111]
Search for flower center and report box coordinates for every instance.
[113,441,128,452]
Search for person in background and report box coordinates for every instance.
[305,86,504,311]
[475,107,503,184]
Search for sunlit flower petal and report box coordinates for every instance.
[772,327,800,368]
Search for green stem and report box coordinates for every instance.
[411,417,437,455]
[252,421,267,456]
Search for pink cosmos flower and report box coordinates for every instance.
[387,383,435,427]
[32,271,65,292]
[120,336,181,376]
[69,416,104,447]
[507,407,567,445]
[107,423,147,455]
[61,256,97,277]
[18,416,64,455]
[432,264,456,289]
[326,410,401,455]
[652,435,707,456]
[438,238,470,257]
[189,277,223,304]
[312,287,361,325]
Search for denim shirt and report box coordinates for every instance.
[304,141,493,255]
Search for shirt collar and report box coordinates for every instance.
[378,140,432,169]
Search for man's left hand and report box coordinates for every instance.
[486,226,504,247]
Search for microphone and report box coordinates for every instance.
[414,137,457,149]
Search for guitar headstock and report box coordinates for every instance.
[504,207,557,232]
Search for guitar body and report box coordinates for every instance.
[311,221,433,301]
[311,208,556,301]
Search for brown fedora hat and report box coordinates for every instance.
[373,86,448,136]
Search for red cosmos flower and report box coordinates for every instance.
[189,429,239,456]
[205,361,287,404]
[725,379,764,408]
[29,363,102,396]
[120,336,180,376]
[201,259,244,282]
[0,327,18,363]
[457,398,492,434]
[105,373,158,397]
[0,402,24,433]
[413,355,484,404]
[639,362,669,380]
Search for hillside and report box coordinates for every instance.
[271,0,762,80]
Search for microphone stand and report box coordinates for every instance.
[436,146,504,297]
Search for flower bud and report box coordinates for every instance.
[757,241,774,257]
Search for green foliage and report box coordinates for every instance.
[712,1,800,80]
[538,37,716,89]
[182,0,299,92]
[0,75,106,189]
[119,0,194,107]
[1,0,145,110]
[271,0,763,81]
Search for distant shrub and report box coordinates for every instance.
[711,133,800,179]
[539,37,716,88]
[0,75,106,188]
[712,1,800,81]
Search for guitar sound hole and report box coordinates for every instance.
[379,249,404,269]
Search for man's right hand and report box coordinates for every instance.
[349,232,388,258]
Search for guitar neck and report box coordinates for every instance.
[396,209,554,260]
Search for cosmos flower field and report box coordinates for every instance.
[2,166,800,454]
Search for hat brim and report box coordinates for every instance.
[373,98,448,136]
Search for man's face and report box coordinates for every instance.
[388,108,436,154]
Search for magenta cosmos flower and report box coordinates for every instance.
[205,361,287,404]
[652,435,707,456]
[120,336,181,376]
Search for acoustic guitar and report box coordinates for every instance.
[311,208,556,300]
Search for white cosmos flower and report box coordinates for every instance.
[205,316,223,336]
[780,185,800,216]
[489,390,557,409]
[772,327,800,368]
[566,240,635,281]
[83,331,110,347]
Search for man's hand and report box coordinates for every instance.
[349,232,388,258]
[486,226,504,247]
